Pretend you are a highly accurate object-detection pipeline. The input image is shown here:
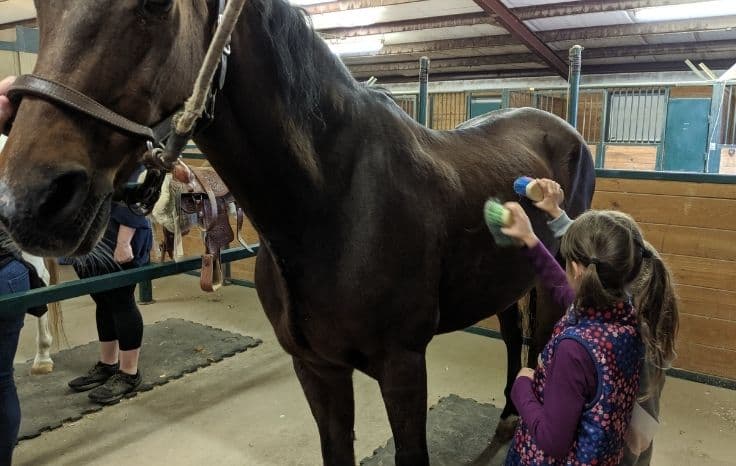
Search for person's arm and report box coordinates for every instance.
[114,225,136,264]
[547,210,573,238]
[501,203,575,310]
[511,339,597,458]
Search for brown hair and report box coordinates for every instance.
[560,210,679,397]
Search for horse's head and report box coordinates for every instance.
[0,0,213,256]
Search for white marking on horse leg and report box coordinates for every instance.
[31,314,54,375]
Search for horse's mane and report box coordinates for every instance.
[252,0,351,127]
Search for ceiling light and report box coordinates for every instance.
[634,1,736,22]
[327,37,384,57]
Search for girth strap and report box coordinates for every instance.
[7,74,172,143]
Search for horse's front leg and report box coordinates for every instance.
[293,358,355,466]
[31,314,54,374]
[377,349,429,466]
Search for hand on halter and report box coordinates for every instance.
[0,76,17,132]
[501,202,539,249]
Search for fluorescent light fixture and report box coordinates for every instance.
[634,0,736,22]
[327,37,384,57]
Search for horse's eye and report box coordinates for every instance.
[141,0,174,15]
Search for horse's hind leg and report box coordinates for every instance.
[377,349,429,466]
[293,358,355,466]
[31,314,54,375]
[497,303,522,440]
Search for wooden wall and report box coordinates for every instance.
[603,145,658,171]
[594,177,736,380]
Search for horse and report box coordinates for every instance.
[21,255,64,375]
[0,1,595,465]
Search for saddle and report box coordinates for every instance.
[156,162,244,292]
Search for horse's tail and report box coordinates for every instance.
[559,140,596,218]
[44,257,68,348]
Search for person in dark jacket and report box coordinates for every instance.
[68,178,153,405]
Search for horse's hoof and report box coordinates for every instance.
[31,362,54,375]
[495,415,519,441]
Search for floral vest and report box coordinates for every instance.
[506,301,644,466]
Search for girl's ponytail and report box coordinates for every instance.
[634,242,679,398]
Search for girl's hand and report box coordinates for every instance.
[516,367,535,380]
[533,178,564,218]
[501,202,539,248]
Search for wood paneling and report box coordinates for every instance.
[603,145,657,171]
[478,317,501,332]
[592,177,736,380]
[669,86,713,99]
[677,285,736,321]
[593,192,736,231]
[639,223,736,261]
[678,313,736,351]
[596,178,736,200]
[430,93,467,130]
[675,343,736,381]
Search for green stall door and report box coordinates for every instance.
[469,98,502,119]
[663,98,711,172]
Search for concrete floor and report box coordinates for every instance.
[11,272,736,466]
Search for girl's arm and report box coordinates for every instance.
[511,339,597,458]
[501,203,575,309]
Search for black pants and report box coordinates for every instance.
[74,260,144,352]
[90,282,143,351]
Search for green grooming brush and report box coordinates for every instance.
[484,198,516,247]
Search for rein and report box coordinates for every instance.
[3,0,246,215]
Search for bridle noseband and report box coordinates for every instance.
[3,0,233,216]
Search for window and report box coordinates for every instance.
[607,88,667,143]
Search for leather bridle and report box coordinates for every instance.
[3,0,231,216]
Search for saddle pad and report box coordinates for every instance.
[361,395,510,466]
[15,318,261,441]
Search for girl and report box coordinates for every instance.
[496,199,679,465]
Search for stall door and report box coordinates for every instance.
[663,98,711,172]
[469,98,502,119]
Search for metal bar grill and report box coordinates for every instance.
[607,87,665,144]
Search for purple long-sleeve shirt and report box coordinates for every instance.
[510,241,597,459]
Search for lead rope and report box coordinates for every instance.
[155,0,248,168]
[175,0,246,136]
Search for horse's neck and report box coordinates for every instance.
[197,2,359,250]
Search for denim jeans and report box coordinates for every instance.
[0,260,29,466]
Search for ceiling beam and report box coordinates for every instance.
[473,0,568,78]
[364,59,736,83]
[319,12,492,38]
[303,0,424,16]
[538,15,736,43]
[512,0,713,20]
[348,40,736,75]
[341,16,736,64]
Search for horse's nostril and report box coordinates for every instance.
[37,170,90,220]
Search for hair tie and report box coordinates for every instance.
[635,238,653,259]
[589,257,601,266]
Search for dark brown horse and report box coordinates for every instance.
[0,1,595,464]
